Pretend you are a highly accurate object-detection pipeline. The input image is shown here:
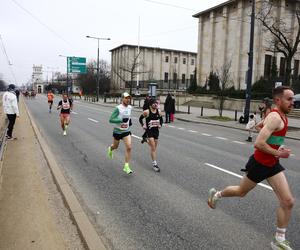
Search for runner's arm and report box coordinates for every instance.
[254,113,286,157]
[57,101,62,110]
[109,107,122,124]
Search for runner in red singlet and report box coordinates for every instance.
[208,86,295,250]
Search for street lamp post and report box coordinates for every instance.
[59,54,71,94]
[86,35,110,102]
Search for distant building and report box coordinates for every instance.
[32,65,44,93]
[110,44,197,93]
[193,0,300,90]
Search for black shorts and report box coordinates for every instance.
[113,131,131,141]
[48,100,53,104]
[146,129,159,139]
[244,155,285,183]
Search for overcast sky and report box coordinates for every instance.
[0,0,225,85]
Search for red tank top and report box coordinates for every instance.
[254,109,288,167]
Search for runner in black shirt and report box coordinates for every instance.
[57,93,73,136]
[139,98,163,172]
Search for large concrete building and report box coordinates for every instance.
[110,44,197,93]
[193,0,300,90]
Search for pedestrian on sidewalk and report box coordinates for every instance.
[107,92,133,175]
[245,114,256,142]
[139,98,163,172]
[3,84,19,140]
[208,86,295,250]
[164,93,172,123]
[57,93,73,136]
[170,95,175,122]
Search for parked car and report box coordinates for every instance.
[294,94,300,108]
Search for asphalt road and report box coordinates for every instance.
[25,95,300,250]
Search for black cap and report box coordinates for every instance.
[149,98,157,105]
[8,84,15,90]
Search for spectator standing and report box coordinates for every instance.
[170,95,175,122]
[164,93,172,123]
[245,114,256,142]
[3,84,19,140]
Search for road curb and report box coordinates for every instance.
[24,102,107,250]
[176,117,300,141]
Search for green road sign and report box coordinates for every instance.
[67,57,86,74]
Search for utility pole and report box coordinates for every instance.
[244,0,255,123]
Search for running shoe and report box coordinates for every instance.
[271,238,293,250]
[107,146,113,159]
[152,164,160,172]
[123,164,133,175]
[63,130,67,136]
[207,188,218,209]
[6,136,17,141]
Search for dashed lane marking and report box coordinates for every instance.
[232,141,246,145]
[72,111,78,114]
[88,118,99,123]
[177,127,185,130]
[188,130,197,133]
[201,133,212,136]
[204,163,272,191]
[215,137,228,140]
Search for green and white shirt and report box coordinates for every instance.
[109,104,132,134]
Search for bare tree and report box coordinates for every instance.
[112,51,149,95]
[256,1,300,85]
[216,61,233,117]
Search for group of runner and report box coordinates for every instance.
[48,86,296,250]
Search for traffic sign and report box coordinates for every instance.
[67,57,86,74]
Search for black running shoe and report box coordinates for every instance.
[152,165,160,172]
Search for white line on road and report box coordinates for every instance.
[232,141,246,145]
[201,133,212,136]
[215,137,228,140]
[88,118,99,123]
[168,125,175,128]
[188,130,197,133]
[131,134,142,140]
[204,163,273,191]
[72,111,78,114]
[177,127,185,130]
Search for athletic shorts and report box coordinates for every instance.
[146,129,159,139]
[48,100,53,104]
[60,113,70,119]
[113,131,131,141]
[244,155,285,183]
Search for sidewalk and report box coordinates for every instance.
[78,97,300,141]
[0,100,85,250]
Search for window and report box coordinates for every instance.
[182,74,186,84]
[191,59,195,65]
[165,56,169,63]
[294,60,299,77]
[164,72,169,83]
[174,57,178,63]
[264,54,272,78]
[173,73,177,83]
[279,57,286,77]
[183,58,186,64]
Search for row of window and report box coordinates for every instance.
[264,54,299,78]
[165,56,195,65]
[164,73,194,83]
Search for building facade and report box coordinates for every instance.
[110,44,197,92]
[193,0,300,90]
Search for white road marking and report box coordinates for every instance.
[177,127,185,130]
[204,163,273,191]
[232,141,246,145]
[168,125,175,128]
[72,111,78,114]
[215,137,228,140]
[201,133,212,136]
[131,134,142,140]
[88,118,99,123]
[188,130,197,133]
